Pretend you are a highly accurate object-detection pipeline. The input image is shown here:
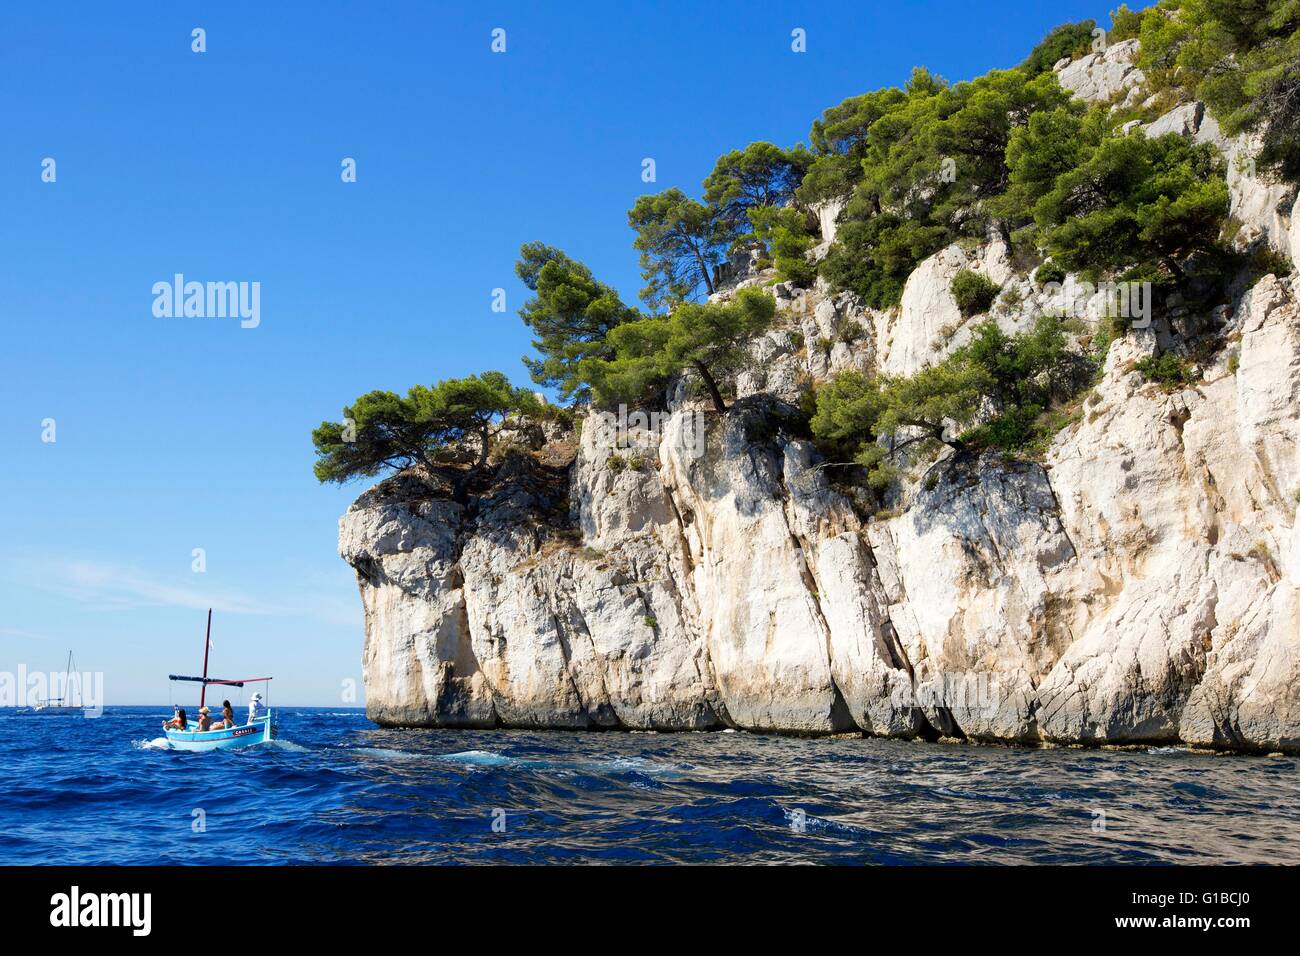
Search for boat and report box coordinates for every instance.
[163,609,275,752]
[27,650,90,715]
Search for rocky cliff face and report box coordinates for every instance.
[341,267,1300,751]
[339,52,1300,753]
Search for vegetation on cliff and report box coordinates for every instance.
[313,0,1296,496]
[809,316,1088,482]
[1130,0,1300,179]
[581,287,777,413]
[311,372,540,500]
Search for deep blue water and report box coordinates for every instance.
[1,706,1296,865]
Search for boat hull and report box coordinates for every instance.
[164,712,274,751]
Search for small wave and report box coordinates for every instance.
[781,806,863,834]
[134,737,171,751]
[434,751,679,775]
[263,739,311,753]
[1146,746,1188,755]
[584,756,681,776]
[440,749,513,767]
[351,746,421,761]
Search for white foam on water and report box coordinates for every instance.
[432,750,679,775]
[263,739,310,753]
[440,749,513,767]
[586,756,680,775]
[782,806,863,834]
[134,737,172,751]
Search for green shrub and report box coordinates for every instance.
[951,270,1002,317]
[1033,134,1228,281]
[749,206,817,287]
[1244,246,1295,283]
[820,214,949,310]
[961,405,1041,452]
[1135,353,1194,388]
[998,286,1024,312]
[1107,5,1146,42]
[1020,20,1097,75]
[1134,0,1300,181]
[1035,261,1066,286]
[772,226,817,286]
[812,316,1088,476]
[836,318,866,342]
[536,402,577,430]
[1091,312,1129,367]
[607,453,627,473]
[643,615,658,628]
[588,287,777,414]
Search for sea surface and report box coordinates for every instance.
[1,706,1296,865]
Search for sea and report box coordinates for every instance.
[1,706,1296,865]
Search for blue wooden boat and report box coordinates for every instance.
[164,713,274,752]
[163,609,276,752]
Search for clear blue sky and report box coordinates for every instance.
[0,0,1104,705]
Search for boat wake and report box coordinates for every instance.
[134,737,172,751]
[262,739,310,753]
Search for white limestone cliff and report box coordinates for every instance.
[340,42,1299,752]
[340,266,1299,752]
[1054,38,1144,106]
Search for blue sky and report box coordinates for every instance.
[0,0,1105,704]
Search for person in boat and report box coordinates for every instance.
[209,699,236,731]
[196,705,213,732]
[248,692,268,722]
[163,706,187,730]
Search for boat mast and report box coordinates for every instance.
[199,608,212,709]
[67,649,78,707]
[61,649,73,704]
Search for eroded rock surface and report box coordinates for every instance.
[343,40,1299,751]
[342,273,1299,751]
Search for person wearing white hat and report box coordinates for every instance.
[197,705,213,732]
[248,693,268,723]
